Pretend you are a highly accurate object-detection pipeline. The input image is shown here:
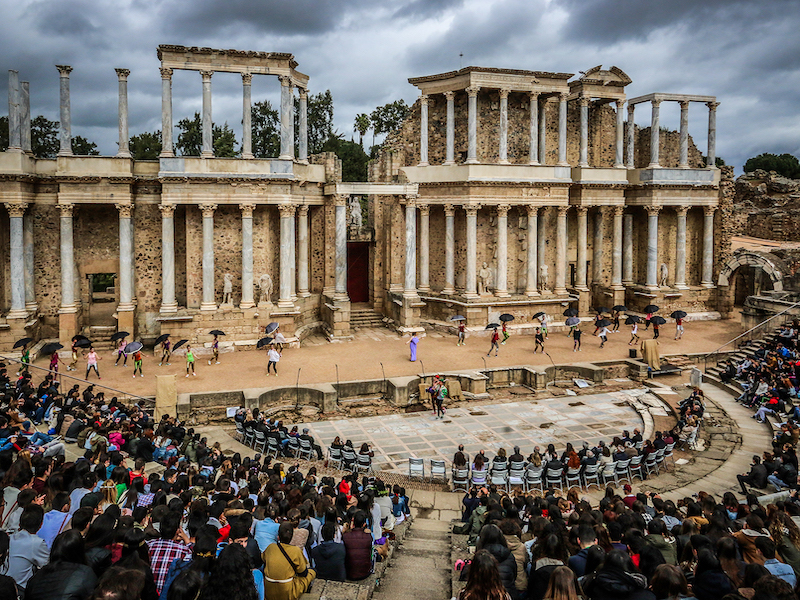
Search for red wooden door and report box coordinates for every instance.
[347,242,370,303]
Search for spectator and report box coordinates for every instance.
[310,521,346,582]
[342,510,373,581]
[3,504,49,591]
[262,522,315,600]
[25,529,97,600]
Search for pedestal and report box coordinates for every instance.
[155,375,177,421]
[117,307,135,337]
[58,309,80,346]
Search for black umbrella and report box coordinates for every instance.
[264,322,279,335]
[670,310,687,319]
[172,339,189,351]
[563,308,578,317]
[625,316,641,325]
[596,319,612,328]
[485,323,500,329]
[75,338,92,348]
[612,305,628,312]
[593,307,609,315]
[565,316,581,326]
[449,315,466,321]
[155,334,170,345]
[651,316,667,325]
[40,342,63,355]
[13,337,33,349]
[209,330,226,336]
[499,314,515,322]
[256,336,274,348]
[72,334,89,342]
[110,331,129,342]
[124,341,143,354]
[532,311,547,320]
[644,304,660,314]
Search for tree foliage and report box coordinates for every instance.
[322,135,370,182]
[304,89,334,155]
[130,130,162,160]
[744,153,800,179]
[72,135,99,156]
[175,113,239,157]
[252,100,279,158]
[370,100,410,140]
[31,115,59,159]
[353,113,371,148]
[213,123,237,158]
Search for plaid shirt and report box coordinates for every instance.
[147,538,192,594]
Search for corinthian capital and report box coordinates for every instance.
[241,72,253,85]
[645,205,661,217]
[159,67,173,80]
[466,86,480,97]
[56,65,73,77]
[115,68,130,81]
[200,203,217,218]
[115,202,133,219]
[159,203,176,218]
[58,203,74,217]
[4,202,28,217]
[200,70,213,82]
[278,75,292,88]
[496,204,510,217]
[332,194,347,207]
[239,203,256,218]
[278,203,296,217]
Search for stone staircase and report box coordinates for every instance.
[351,306,387,330]
[83,325,117,350]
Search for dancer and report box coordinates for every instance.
[457,320,466,346]
[273,327,286,352]
[534,327,545,354]
[675,316,684,340]
[49,351,63,379]
[644,311,653,330]
[407,332,419,362]
[69,340,79,371]
[653,321,660,339]
[487,328,500,357]
[435,380,448,419]
[159,337,171,366]
[208,335,220,365]
[132,349,144,378]
[540,314,549,339]
[185,345,196,377]
[267,344,280,376]
[598,323,610,348]
[572,326,582,352]
[18,344,30,374]
[86,347,101,380]
[629,321,640,346]
[612,310,621,332]
[501,321,509,345]
[114,337,128,366]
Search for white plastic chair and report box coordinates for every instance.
[408,457,425,480]
[430,460,447,483]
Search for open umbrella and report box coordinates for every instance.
[532,311,547,320]
[264,322,279,335]
[625,316,641,325]
[651,316,667,325]
[596,319,612,328]
[75,338,92,348]
[124,341,143,354]
[565,316,581,327]
[172,339,189,351]
[644,304,660,314]
[670,310,687,319]
[110,331,129,342]
[485,323,500,329]
[40,342,63,355]
[209,330,226,336]
[563,308,578,317]
[13,337,33,349]
[449,315,466,321]
[72,334,89,342]
[256,336,274,348]
[499,314,515,322]
[592,307,609,315]
[612,305,628,312]
[155,334,170,345]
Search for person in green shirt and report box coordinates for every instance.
[18,345,30,374]
[185,345,196,377]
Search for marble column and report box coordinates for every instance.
[418,94,429,166]
[117,203,134,310]
[498,89,510,164]
[160,68,174,157]
[554,206,568,294]
[465,205,479,298]
[626,104,635,168]
[239,204,256,308]
[278,204,297,307]
[404,196,418,297]
[298,87,308,163]
[702,206,716,287]
[593,207,605,284]
[679,100,689,168]
[528,92,539,165]
[611,206,624,289]
[615,100,625,168]
[444,92,455,165]
[59,203,76,312]
[200,203,217,310]
[159,204,177,312]
[289,207,297,300]
[578,97,590,167]
[648,99,661,168]
[56,65,73,156]
[558,93,568,166]
[279,75,294,160]
[495,205,510,296]
[115,68,131,158]
[5,203,27,317]
[333,195,348,299]
[622,212,634,286]
[538,97,548,165]
[674,206,689,289]
[200,71,213,158]
[23,210,36,310]
[537,207,548,292]
[241,73,253,159]
[21,81,31,154]
[525,206,539,296]
[443,204,456,294]
[707,101,719,167]
[645,206,660,289]
[465,86,480,164]
[7,71,21,152]
[575,206,588,291]
[297,205,310,297]
[418,203,430,292]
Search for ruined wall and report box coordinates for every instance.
[730,171,800,241]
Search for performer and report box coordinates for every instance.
[185,345,196,377]
[159,337,171,366]
[457,321,466,346]
[132,350,144,378]
[407,332,419,362]
[208,335,220,365]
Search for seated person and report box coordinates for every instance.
[310,522,346,582]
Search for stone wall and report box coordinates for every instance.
[730,171,800,241]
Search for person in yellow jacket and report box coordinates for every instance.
[262,522,315,600]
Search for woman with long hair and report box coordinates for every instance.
[0,531,18,599]
[198,542,262,600]
[159,526,218,600]
[116,527,158,600]
[458,549,510,600]
[543,566,580,600]
[475,524,517,600]
[25,529,97,600]
[528,532,570,600]
[767,507,800,576]
[84,513,117,577]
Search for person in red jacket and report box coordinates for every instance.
[342,510,374,581]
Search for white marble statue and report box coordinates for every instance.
[660,263,669,287]
[222,273,233,305]
[478,262,493,295]
[539,264,549,291]
[258,273,273,304]
[349,196,363,228]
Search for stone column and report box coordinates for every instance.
[200,71,213,158]
[116,203,134,310]
[465,205,479,298]
[59,203,76,311]
[554,206,568,294]
[593,207,605,284]
[575,206,589,291]
[558,93,568,166]
[702,206,716,287]
[278,204,297,307]
[539,97,548,165]
[678,100,689,168]
[241,73,253,159]
[56,65,73,156]
[622,212,634,286]
[23,210,35,310]
[615,100,625,168]
[525,206,539,296]
[645,206,660,289]
[611,206,624,289]
[20,81,31,154]
[297,205,310,297]
[333,195,348,299]
[498,89,510,164]
[298,87,308,163]
[578,97,590,167]
[444,92,455,165]
[289,207,297,300]
[648,99,661,168]
[418,94,429,166]
[465,86,480,164]
[160,68,174,157]
[528,92,539,165]
[674,206,689,289]
[115,68,131,158]
[495,204,510,296]
[626,103,635,168]
[418,203,430,292]
[443,204,456,294]
[279,75,294,160]
[7,71,21,152]
[5,203,27,317]
[200,203,217,310]
[404,196,418,297]
[159,204,177,312]
[239,204,256,308]
[537,206,548,292]
[707,101,719,167]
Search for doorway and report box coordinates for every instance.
[87,273,117,326]
[347,242,370,303]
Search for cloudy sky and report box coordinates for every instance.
[2,0,798,172]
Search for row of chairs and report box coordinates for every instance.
[235,422,316,461]
[408,458,448,483]
[328,446,374,475]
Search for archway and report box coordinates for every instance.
[717,250,787,317]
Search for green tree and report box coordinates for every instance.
[72,135,99,156]
[322,135,370,182]
[130,130,162,159]
[31,115,59,159]
[306,89,334,154]
[744,153,800,179]
[0,116,8,151]
[213,122,238,157]
[353,113,371,149]
[175,113,238,157]
[252,100,280,158]
[370,99,410,143]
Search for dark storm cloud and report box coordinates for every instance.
[392,0,466,20]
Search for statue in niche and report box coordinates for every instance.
[539,264,549,291]
[478,262,493,295]
[660,263,669,287]
[258,273,273,304]
[349,196,363,229]
[222,273,233,305]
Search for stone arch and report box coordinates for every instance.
[717,250,787,291]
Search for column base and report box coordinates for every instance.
[6,308,28,320]
[58,303,78,315]
[298,291,311,298]
[573,285,590,292]
[160,302,178,314]
[557,162,570,167]
[674,284,689,290]
[614,163,624,169]
[200,151,214,159]
[578,162,589,168]
[678,163,689,169]
[646,163,662,169]
[417,161,429,167]
[554,287,568,295]
[116,151,132,158]
[442,287,456,295]
[701,282,715,289]
[57,149,73,157]
[611,284,625,291]
[498,159,510,165]
[645,284,660,291]
[24,302,38,312]
[465,158,479,165]
[160,151,175,158]
[277,299,296,309]
[402,290,419,299]
[298,159,309,165]
[278,154,293,161]
[525,289,541,297]
[494,290,510,298]
[200,302,217,311]
[528,160,540,166]
[418,285,431,294]
[463,292,480,300]
[443,161,456,166]
[117,307,135,334]
[239,300,256,309]
[242,153,254,160]
[622,280,634,287]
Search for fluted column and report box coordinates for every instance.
[159,204,177,312]
[404,196,418,297]
[241,73,253,159]
[56,65,73,156]
[418,203,430,292]
[498,89,509,164]
[20,81,31,154]
[289,206,296,300]
[7,71,21,152]
[495,204,510,296]
[702,206,716,287]
[200,71,213,158]
[674,206,689,289]
[707,101,719,168]
[59,203,76,312]
[465,205,479,298]
[200,203,217,310]
[611,206,624,289]
[593,207,606,284]
[278,204,297,307]
[444,92,455,165]
[298,87,308,163]
[466,86,480,164]
[645,206,661,289]
[648,99,661,168]
[333,195,348,299]
[578,97,590,167]
[23,209,35,310]
[297,205,310,297]
[528,92,539,165]
[116,203,134,310]
[115,68,131,158]
[160,68,174,158]
[240,204,256,308]
[626,103,635,168]
[279,75,294,160]
[615,100,625,168]
[539,97,548,165]
[537,206,549,292]
[575,206,589,291]
[622,212,634,286]
[558,93,568,166]
[5,203,27,317]
[555,206,568,294]
[443,204,456,294]
[679,100,689,168]
[418,94,429,166]
[525,206,539,296]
